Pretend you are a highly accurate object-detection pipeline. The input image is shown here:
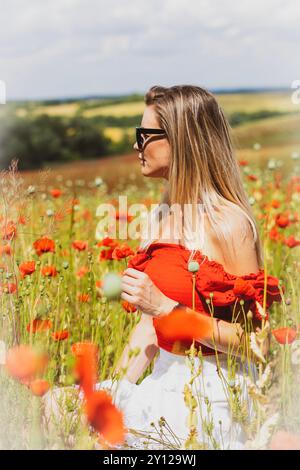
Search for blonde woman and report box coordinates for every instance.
[44,85,282,450]
[97,85,283,450]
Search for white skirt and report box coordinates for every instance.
[97,348,258,450]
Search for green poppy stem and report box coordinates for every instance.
[192,273,196,310]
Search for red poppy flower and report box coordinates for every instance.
[0,282,17,294]
[275,214,290,229]
[5,345,48,385]
[71,342,99,358]
[99,248,115,261]
[238,159,249,166]
[121,300,137,313]
[18,215,27,225]
[51,330,69,341]
[71,198,80,206]
[269,227,284,242]
[85,390,126,446]
[33,237,55,256]
[0,245,12,256]
[82,209,92,221]
[54,212,65,222]
[29,379,50,397]
[72,342,98,397]
[247,174,258,181]
[27,318,52,333]
[272,327,297,344]
[2,221,17,241]
[76,266,89,278]
[77,293,90,303]
[283,235,300,248]
[72,240,88,251]
[19,261,36,278]
[115,211,134,222]
[8,283,17,294]
[153,307,213,344]
[271,199,281,209]
[97,237,119,249]
[112,244,134,260]
[41,265,57,277]
[50,188,62,198]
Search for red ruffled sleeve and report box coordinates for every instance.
[127,248,151,272]
[194,254,284,321]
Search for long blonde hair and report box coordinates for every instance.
[139,84,264,269]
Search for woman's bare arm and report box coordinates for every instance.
[113,313,159,384]
[196,215,269,360]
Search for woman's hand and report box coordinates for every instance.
[121,268,178,317]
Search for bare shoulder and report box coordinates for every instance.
[204,207,259,276]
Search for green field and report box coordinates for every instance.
[1,90,299,184]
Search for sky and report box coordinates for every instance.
[0,0,299,100]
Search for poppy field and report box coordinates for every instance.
[0,142,300,449]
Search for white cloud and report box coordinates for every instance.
[0,0,299,99]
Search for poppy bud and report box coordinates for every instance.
[188,261,199,273]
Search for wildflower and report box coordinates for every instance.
[2,221,17,241]
[71,198,80,206]
[153,306,213,344]
[272,327,297,344]
[18,215,27,225]
[5,344,48,385]
[26,318,52,333]
[121,300,137,313]
[85,390,126,446]
[82,209,92,221]
[71,342,99,358]
[112,244,134,260]
[76,266,89,278]
[271,199,280,209]
[51,330,69,341]
[269,226,283,242]
[77,293,90,303]
[41,265,57,277]
[0,245,12,256]
[29,379,50,396]
[72,342,98,396]
[283,235,300,248]
[33,237,55,256]
[97,237,118,249]
[50,188,62,198]
[115,211,134,222]
[72,240,88,251]
[19,261,36,278]
[99,248,115,261]
[275,214,290,229]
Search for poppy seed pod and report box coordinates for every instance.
[102,272,122,300]
[188,261,200,273]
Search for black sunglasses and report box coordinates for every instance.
[135,127,167,151]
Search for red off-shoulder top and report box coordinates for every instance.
[127,242,283,356]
